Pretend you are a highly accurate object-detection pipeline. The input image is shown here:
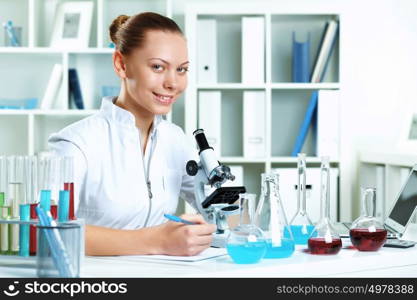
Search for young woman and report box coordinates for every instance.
[49,12,216,256]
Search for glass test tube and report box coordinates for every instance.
[8,156,25,255]
[38,156,52,213]
[27,156,38,256]
[0,156,10,254]
[50,157,61,220]
[19,156,37,257]
[63,156,75,220]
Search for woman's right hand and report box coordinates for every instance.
[155,214,217,256]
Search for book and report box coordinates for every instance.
[292,32,310,83]
[291,91,318,156]
[310,19,339,83]
[68,69,84,109]
[198,91,221,156]
[40,63,63,109]
[243,91,266,158]
[241,17,265,84]
[316,90,340,159]
[291,19,339,156]
[197,19,217,83]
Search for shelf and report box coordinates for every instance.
[197,83,266,90]
[270,156,339,163]
[0,109,98,116]
[0,47,114,54]
[360,151,417,167]
[270,83,340,90]
[219,157,267,163]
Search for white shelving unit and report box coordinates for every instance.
[359,150,417,223]
[185,3,342,212]
[0,0,173,156]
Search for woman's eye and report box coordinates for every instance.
[177,67,189,73]
[152,64,164,71]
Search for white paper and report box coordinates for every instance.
[110,247,227,263]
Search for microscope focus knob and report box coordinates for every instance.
[186,160,199,176]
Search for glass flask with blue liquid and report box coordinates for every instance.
[226,193,267,264]
[254,172,295,258]
[288,153,316,244]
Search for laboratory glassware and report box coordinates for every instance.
[226,193,266,264]
[255,172,295,258]
[307,157,342,255]
[0,156,10,254]
[8,156,25,255]
[288,153,316,244]
[62,156,75,220]
[349,187,387,251]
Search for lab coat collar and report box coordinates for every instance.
[101,96,163,136]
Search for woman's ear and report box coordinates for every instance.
[113,50,127,79]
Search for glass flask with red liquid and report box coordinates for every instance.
[288,153,316,245]
[349,187,387,251]
[308,156,342,255]
[254,172,295,259]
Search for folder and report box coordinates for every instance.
[41,63,63,109]
[243,91,266,158]
[310,19,338,83]
[292,32,311,83]
[241,17,265,84]
[198,91,221,156]
[316,90,339,159]
[197,19,217,83]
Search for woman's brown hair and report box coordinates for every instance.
[109,12,183,56]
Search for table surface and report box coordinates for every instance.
[1,240,417,278]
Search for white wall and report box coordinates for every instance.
[173,0,417,220]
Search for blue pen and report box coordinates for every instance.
[164,214,197,225]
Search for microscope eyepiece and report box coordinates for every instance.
[193,128,213,154]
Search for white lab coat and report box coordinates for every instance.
[48,96,197,229]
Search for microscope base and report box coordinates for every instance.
[211,233,228,248]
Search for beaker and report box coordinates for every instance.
[308,157,342,254]
[288,153,316,244]
[226,194,266,264]
[254,172,295,258]
[349,187,387,251]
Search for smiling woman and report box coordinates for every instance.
[48,12,216,257]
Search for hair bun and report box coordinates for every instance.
[109,15,130,44]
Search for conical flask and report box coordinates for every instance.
[307,156,342,254]
[349,187,387,251]
[226,193,266,264]
[288,153,316,244]
[254,172,295,258]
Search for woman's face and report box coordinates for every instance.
[124,30,188,116]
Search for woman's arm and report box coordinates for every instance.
[85,214,216,256]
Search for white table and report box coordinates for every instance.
[1,242,417,278]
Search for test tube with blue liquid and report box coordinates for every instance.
[38,157,53,215]
[287,153,316,244]
[8,156,25,255]
[0,156,10,254]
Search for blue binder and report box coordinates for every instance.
[68,69,84,109]
[292,32,310,83]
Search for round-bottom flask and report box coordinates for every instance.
[288,154,316,245]
[349,188,387,251]
[308,157,342,255]
[226,194,266,264]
